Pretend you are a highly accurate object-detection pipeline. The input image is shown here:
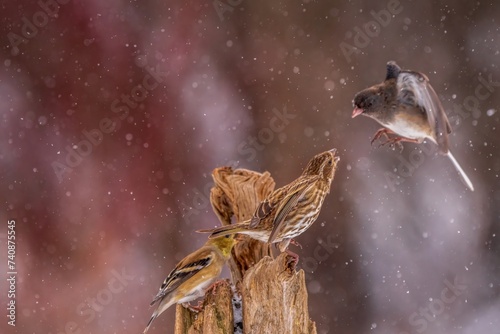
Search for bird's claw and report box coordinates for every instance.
[207,280,226,295]
[290,239,303,249]
[394,141,404,153]
[370,128,393,146]
[379,138,405,152]
[371,129,407,152]
[182,301,203,312]
[285,249,299,269]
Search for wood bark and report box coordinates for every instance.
[209,167,274,283]
[174,280,234,334]
[174,167,316,334]
[241,253,317,334]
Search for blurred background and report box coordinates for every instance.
[1,1,499,333]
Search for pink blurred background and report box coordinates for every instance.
[1,1,499,333]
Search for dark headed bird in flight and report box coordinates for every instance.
[352,61,474,191]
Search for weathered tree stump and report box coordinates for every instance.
[241,253,317,334]
[174,167,317,334]
[174,280,234,334]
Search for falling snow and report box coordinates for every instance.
[1,1,498,334]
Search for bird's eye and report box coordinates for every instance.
[224,235,231,239]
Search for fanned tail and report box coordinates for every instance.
[446,152,474,191]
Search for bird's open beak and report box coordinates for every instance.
[329,148,340,162]
[352,107,364,118]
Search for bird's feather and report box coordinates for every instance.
[249,200,274,228]
[150,251,213,306]
[268,176,319,243]
[397,71,451,153]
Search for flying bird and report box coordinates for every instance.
[352,61,474,191]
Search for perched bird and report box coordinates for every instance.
[199,149,339,262]
[352,61,474,191]
[143,235,237,333]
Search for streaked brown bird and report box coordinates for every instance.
[352,61,474,191]
[198,149,339,262]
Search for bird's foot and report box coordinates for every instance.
[285,248,299,269]
[380,136,420,152]
[207,280,226,295]
[182,301,203,312]
[381,137,405,152]
[289,239,303,249]
[370,128,395,145]
[372,128,420,153]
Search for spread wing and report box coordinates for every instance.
[150,250,213,306]
[268,176,319,243]
[397,71,451,153]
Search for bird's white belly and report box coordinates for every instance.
[177,276,217,304]
[385,118,426,140]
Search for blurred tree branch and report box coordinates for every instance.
[175,167,316,334]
